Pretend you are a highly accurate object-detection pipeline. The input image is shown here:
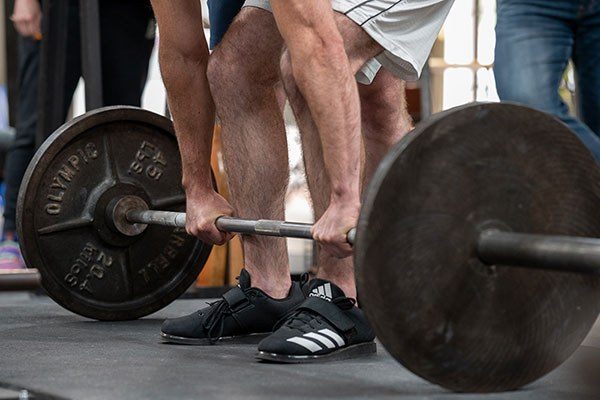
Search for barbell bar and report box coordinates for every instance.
[125,209,357,244]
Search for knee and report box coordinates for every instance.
[360,84,411,141]
[207,47,244,98]
[361,105,403,143]
[496,82,540,107]
[497,83,565,118]
[494,67,559,112]
[207,46,275,103]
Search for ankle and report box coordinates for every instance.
[243,264,292,300]
[252,276,292,299]
[316,273,357,301]
[316,256,357,300]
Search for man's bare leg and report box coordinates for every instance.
[272,0,389,259]
[280,14,408,299]
[207,9,290,298]
[359,70,412,184]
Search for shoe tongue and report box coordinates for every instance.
[237,269,252,289]
[306,279,345,302]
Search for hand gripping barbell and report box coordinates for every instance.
[17,103,599,392]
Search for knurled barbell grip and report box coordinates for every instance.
[218,217,313,239]
[126,210,356,245]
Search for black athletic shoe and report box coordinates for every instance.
[160,269,305,345]
[256,279,376,363]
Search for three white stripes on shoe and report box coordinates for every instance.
[286,328,346,353]
[287,283,343,353]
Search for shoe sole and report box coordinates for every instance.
[255,342,377,363]
[160,331,269,345]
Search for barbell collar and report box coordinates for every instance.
[478,230,600,274]
[126,209,356,244]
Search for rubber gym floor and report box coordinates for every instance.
[0,293,598,400]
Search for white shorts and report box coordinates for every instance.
[243,0,454,84]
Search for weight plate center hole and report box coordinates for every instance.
[106,195,149,237]
[474,220,514,277]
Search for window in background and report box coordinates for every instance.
[442,67,473,109]
[432,0,498,111]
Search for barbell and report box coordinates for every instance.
[16,103,599,393]
[121,206,357,244]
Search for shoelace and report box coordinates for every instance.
[201,274,307,342]
[201,299,233,344]
[201,272,250,343]
[275,296,356,334]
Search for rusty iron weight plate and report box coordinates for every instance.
[355,103,600,392]
[17,107,212,321]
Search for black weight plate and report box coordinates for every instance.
[17,107,212,321]
[356,103,600,392]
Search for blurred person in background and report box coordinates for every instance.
[0,0,155,269]
[495,0,600,163]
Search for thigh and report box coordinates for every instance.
[573,4,600,135]
[495,0,575,113]
[358,69,410,140]
[358,69,405,112]
[333,12,383,75]
[100,0,155,106]
[212,7,283,79]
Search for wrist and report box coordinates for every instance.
[182,175,213,194]
[329,187,360,209]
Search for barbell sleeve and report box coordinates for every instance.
[477,230,600,274]
[0,269,41,291]
[126,210,356,245]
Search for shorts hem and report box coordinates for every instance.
[359,20,422,82]
[242,0,272,12]
[356,59,382,85]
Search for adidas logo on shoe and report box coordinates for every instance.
[286,328,346,353]
[309,283,333,302]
